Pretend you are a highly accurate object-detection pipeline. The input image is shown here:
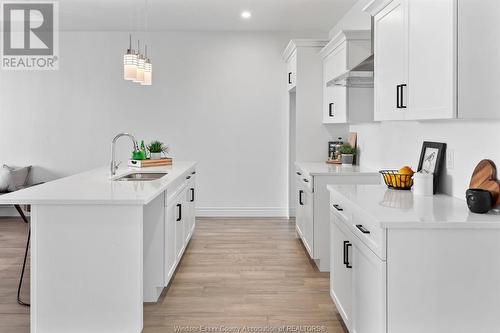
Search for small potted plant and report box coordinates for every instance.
[147,140,167,160]
[339,144,356,165]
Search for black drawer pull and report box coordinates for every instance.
[333,204,343,211]
[329,103,334,117]
[190,188,195,202]
[299,190,304,206]
[356,224,370,234]
[176,204,182,222]
[303,178,309,183]
[296,172,302,176]
[186,175,191,180]
[191,171,196,175]
[288,72,292,84]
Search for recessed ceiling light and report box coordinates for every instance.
[241,11,252,19]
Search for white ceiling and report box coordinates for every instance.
[58,0,356,32]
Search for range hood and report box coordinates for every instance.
[328,18,374,88]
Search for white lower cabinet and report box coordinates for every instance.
[164,171,196,287]
[165,197,177,284]
[351,235,386,333]
[330,210,386,333]
[295,164,381,272]
[330,216,352,328]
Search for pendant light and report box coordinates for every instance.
[142,45,152,86]
[134,41,145,83]
[123,34,137,80]
[123,0,152,85]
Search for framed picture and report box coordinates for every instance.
[417,141,446,194]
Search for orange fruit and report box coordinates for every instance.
[399,166,414,175]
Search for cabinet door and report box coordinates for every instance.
[302,189,314,257]
[287,51,297,91]
[351,238,386,333]
[323,86,336,124]
[175,197,185,262]
[407,0,455,120]
[323,85,347,124]
[458,0,500,119]
[374,0,407,121]
[330,217,352,329]
[186,177,196,241]
[164,200,177,285]
[296,181,305,238]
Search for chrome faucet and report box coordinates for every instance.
[110,133,139,176]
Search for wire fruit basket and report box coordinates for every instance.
[379,170,414,190]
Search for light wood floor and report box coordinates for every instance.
[0,217,347,333]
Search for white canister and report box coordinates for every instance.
[413,172,434,196]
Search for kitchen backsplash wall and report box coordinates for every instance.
[352,120,500,199]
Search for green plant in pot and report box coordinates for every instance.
[147,141,168,160]
[339,144,356,165]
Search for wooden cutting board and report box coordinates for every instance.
[128,158,172,168]
[469,159,500,205]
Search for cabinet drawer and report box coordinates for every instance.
[331,192,386,260]
[350,209,386,260]
[330,192,353,224]
[295,169,313,192]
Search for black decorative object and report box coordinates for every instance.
[417,141,446,194]
[466,189,493,214]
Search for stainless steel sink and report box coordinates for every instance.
[114,172,168,181]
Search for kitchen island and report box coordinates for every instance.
[0,161,197,333]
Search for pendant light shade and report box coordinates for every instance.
[123,35,137,80]
[142,59,152,86]
[135,55,145,83]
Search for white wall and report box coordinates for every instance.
[331,0,500,200]
[0,30,325,217]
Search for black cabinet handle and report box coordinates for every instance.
[296,172,302,176]
[303,178,309,183]
[356,224,370,234]
[396,84,401,108]
[400,84,407,108]
[176,204,182,222]
[186,175,191,180]
[343,241,352,268]
[190,188,195,202]
[288,72,292,84]
[191,171,196,175]
[333,204,343,211]
[329,103,334,117]
[346,243,352,268]
[299,190,304,206]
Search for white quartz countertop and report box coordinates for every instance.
[295,162,379,176]
[0,161,197,206]
[328,184,500,229]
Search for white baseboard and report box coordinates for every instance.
[196,207,289,218]
[0,206,21,217]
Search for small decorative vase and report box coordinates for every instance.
[150,152,162,160]
[341,154,354,165]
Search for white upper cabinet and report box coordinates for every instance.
[319,31,374,124]
[458,0,500,119]
[366,0,456,120]
[372,0,407,121]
